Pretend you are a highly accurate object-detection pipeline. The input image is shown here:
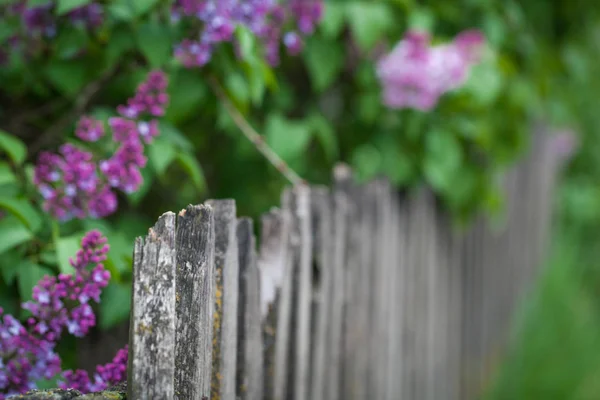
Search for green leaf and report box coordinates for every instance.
[54,27,89,59]
[0,282,19,317]
[0,196,43,233]
[380,141,414,185]
[132,0,160,16]
[321,3,346,38]
[304,37,344,92]
[235,25,256,60]
[17,261,53,302]
[148,137,176,176]
[137,22,172,68]
[0,163,16,185]
[309,113,338,161]
[175,152,206,192]
[27,0,52,6]
[225,72,250,109]
[423,130,463,192]
[242,57,267,105]
[107,0,134,21]
[99,282,131,329]
[105,27,136,65]
[0,130,27,165]
[158,121,194,151]
[165,69,208,123]
[56,0,91,15]
[0,216,33,255]
[346,3,394,52]
[407,6,435,31]
[45,60,89,96]
[351,144,382,182]
[55,234,82,274]
[462,51,503,106]
[266,114,313,161]
[0,250,23,285]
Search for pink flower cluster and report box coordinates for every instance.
[173,0,323,67]
[376,29,485,111]
[0,231,112,397]
[34,70,169,221]
[60,345,128,393]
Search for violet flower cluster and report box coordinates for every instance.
[34,70,169,221]
[0,0,103,64]
[172,0,323,67]
[59,345,128,393]
[0,231,113,398]
[376,29,486,111]
[16,0,102,38]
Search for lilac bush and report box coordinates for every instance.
[376,29,485,111]
[59,345,128,393]
[34,70,169,221]
[0,230,123,398]
[173,0,323,67]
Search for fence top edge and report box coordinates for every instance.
[177,203,213,217]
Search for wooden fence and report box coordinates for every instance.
[126,131,563,400]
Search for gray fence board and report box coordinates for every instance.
[236,218,263,400]
[174,205,215,400]
[129,213,177,400]
[207,199,239,400]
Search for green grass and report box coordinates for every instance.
[485,235,600,400]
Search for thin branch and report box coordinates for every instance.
[208,76,305,187]
[29,66,118,155]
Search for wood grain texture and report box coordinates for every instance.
[129,212,177,400]
[326,164,352,400]
[236,218,264,400]
[290,185,313,400]
[273,193,294,400]
[207,199,239,400]
[257,209,289,400]
[309,187,333,400]
[174,205,215,400]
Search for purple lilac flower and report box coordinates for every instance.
[172,0,324,68]
[60,346,128,393]
[0,231,111,397]
[22,3,57,38]
[75,117,105,142]
[67,3,104,28]
[34,70,169,220]
[376,29,485,111]
[117,70,169,119]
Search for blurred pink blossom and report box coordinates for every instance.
[376,29,485,111]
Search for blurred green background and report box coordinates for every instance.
[2,0,600,397]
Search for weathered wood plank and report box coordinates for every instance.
[207,199,239,400]
[385,192,406,399]
[236,218,264,400]
[129,212,177,400]
[309,187,334,400]
[273,193,294,400]
[291,185,313,400]
[258,209,290,400]
[174,205,215,400]
[326,164,352,400]
[274,185,313,400]
[371,179,393,400]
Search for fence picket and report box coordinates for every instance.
[236,218,263,400]
[174,205,215,400]
[207,199,239,400]
[129,212,177,400]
